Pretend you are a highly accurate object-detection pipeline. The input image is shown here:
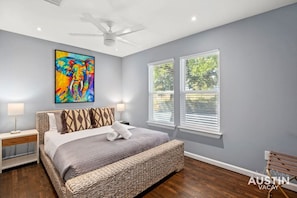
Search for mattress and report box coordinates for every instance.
[44,125,170,181]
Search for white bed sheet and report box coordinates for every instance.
[44,125,135,160]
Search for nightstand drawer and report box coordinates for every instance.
[2,135,37,147]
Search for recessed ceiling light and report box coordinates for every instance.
[37,27,42,32]
[191,16,197,22]
[115,48,119,51]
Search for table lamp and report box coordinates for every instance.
[8,103,24,134]
[116,103,125,121]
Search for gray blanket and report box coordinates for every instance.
[53,128,169,181]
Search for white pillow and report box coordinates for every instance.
[47,113,57,131]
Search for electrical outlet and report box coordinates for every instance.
[265,150,270,160]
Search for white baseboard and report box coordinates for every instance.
[184,151,297,192]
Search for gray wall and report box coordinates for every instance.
[0,30,123,133]
[122,4,297,172]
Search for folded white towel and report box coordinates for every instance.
[106,131,120,141]
[111,121,132,140]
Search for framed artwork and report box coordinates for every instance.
[55,50,95,103]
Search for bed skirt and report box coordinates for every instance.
[40,139,184,198]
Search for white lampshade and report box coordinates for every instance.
[8,103,24,116]
[117,103,125,112]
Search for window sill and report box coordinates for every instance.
[177,126,223,139]
[146,121,176,130]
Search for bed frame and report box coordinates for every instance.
[36,110,184,198]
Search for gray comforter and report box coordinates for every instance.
[53,127,169,181]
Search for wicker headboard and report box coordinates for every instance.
[35,110,62,144]
[35,108,115,144]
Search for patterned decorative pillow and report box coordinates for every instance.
[61,109,92,133]
[90,107,115,128]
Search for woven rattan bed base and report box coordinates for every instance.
[36,110,184,197]
[40,144,66,197]
[40,140,183,198]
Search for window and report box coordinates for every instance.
[180,50,220,135]
[148,59,174,126]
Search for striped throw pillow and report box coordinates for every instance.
[90,107,115,128]
[62,109,92,133]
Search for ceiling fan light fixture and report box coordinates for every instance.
[71,14,144,47]
[104,33,116,46]
[104,39,115,46]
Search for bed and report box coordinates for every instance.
[36,108,184,198]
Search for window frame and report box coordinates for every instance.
[147,58,175,129]
[179,49,222,138]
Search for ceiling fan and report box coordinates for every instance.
[70,13,145,47]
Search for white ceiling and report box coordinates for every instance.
[0,0,296,57]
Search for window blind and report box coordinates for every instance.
[148,59,174,124]
[180,50,220,134]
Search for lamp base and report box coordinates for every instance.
[10,130,21,134]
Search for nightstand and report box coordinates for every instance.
[119,121,130,125]
[0,129,39,173]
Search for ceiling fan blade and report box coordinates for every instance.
[81,13,108,34]
[116,37,138,46]
[115,24,145,37]
[69,33,103,37]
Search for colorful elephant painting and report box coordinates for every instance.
[55,50,95,103]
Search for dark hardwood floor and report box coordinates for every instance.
[0,157,296,198]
